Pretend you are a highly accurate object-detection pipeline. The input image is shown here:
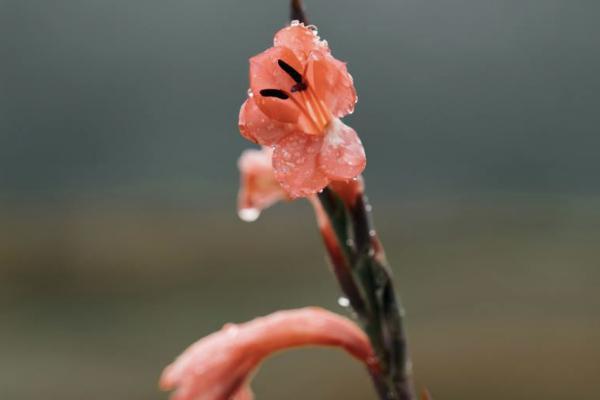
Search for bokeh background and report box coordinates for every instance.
[1,0,599,399]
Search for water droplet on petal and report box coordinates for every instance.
[247,88,254,97]
[337,297,350,307]
[223,323,240,337]
[238,208,260,222]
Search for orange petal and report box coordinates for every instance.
[237,147,287,221]
[249,46,304,123]
[272,133,330,198]
[273,23,329,63]
[306,50,357,118]
[160,307,377,400]
[319,119,366,180]
[238,97,296,146]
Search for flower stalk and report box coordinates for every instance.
[290,0,308,25]
[285,2,416,398]
[317,185,416,400]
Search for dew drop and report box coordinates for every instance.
[337,297,350,307]
[247,88,254,97]
[238,208,260,222]
[223,323,240,338]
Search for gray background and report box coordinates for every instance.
[1,1,599,399]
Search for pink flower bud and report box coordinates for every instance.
[237,147,288,222]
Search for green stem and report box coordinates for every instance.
[318,188,416,400]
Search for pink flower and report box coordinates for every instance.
[237,147,288,221]
[239,22,366,198]
[160,307,377,400]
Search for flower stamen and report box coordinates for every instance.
[261,58,333,133]
[277,59,304,85]
[258,88,322,133]
[307,87,331,127]
[259,89,290,100]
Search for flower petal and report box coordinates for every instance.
[319,119,366,180]
[239,98,295,146]
[249,46,304,123]
[160,307,377,400]
[272,133,329,198]
[237,147,287,221]
[273,23,329,63]
[307,50,357,118]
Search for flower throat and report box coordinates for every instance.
[259,58,331,134]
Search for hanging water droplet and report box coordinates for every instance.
[247,88,254,97]
[337,297,350,307]
[238,208,260,222]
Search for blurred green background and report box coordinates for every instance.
[1,0,599,399]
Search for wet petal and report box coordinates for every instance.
[307,50,357,118]
[160,307,377,400]
[272,133,329,198]
[273,23,329,63]
[249,46,304,123]
[237,147,287,221]
[238,98,296,145]
[319,119,366,180]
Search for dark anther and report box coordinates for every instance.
[259,89,289,99]
[277,59,303,84]
[291,82,308,92]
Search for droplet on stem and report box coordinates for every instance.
[337,297,350,307]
